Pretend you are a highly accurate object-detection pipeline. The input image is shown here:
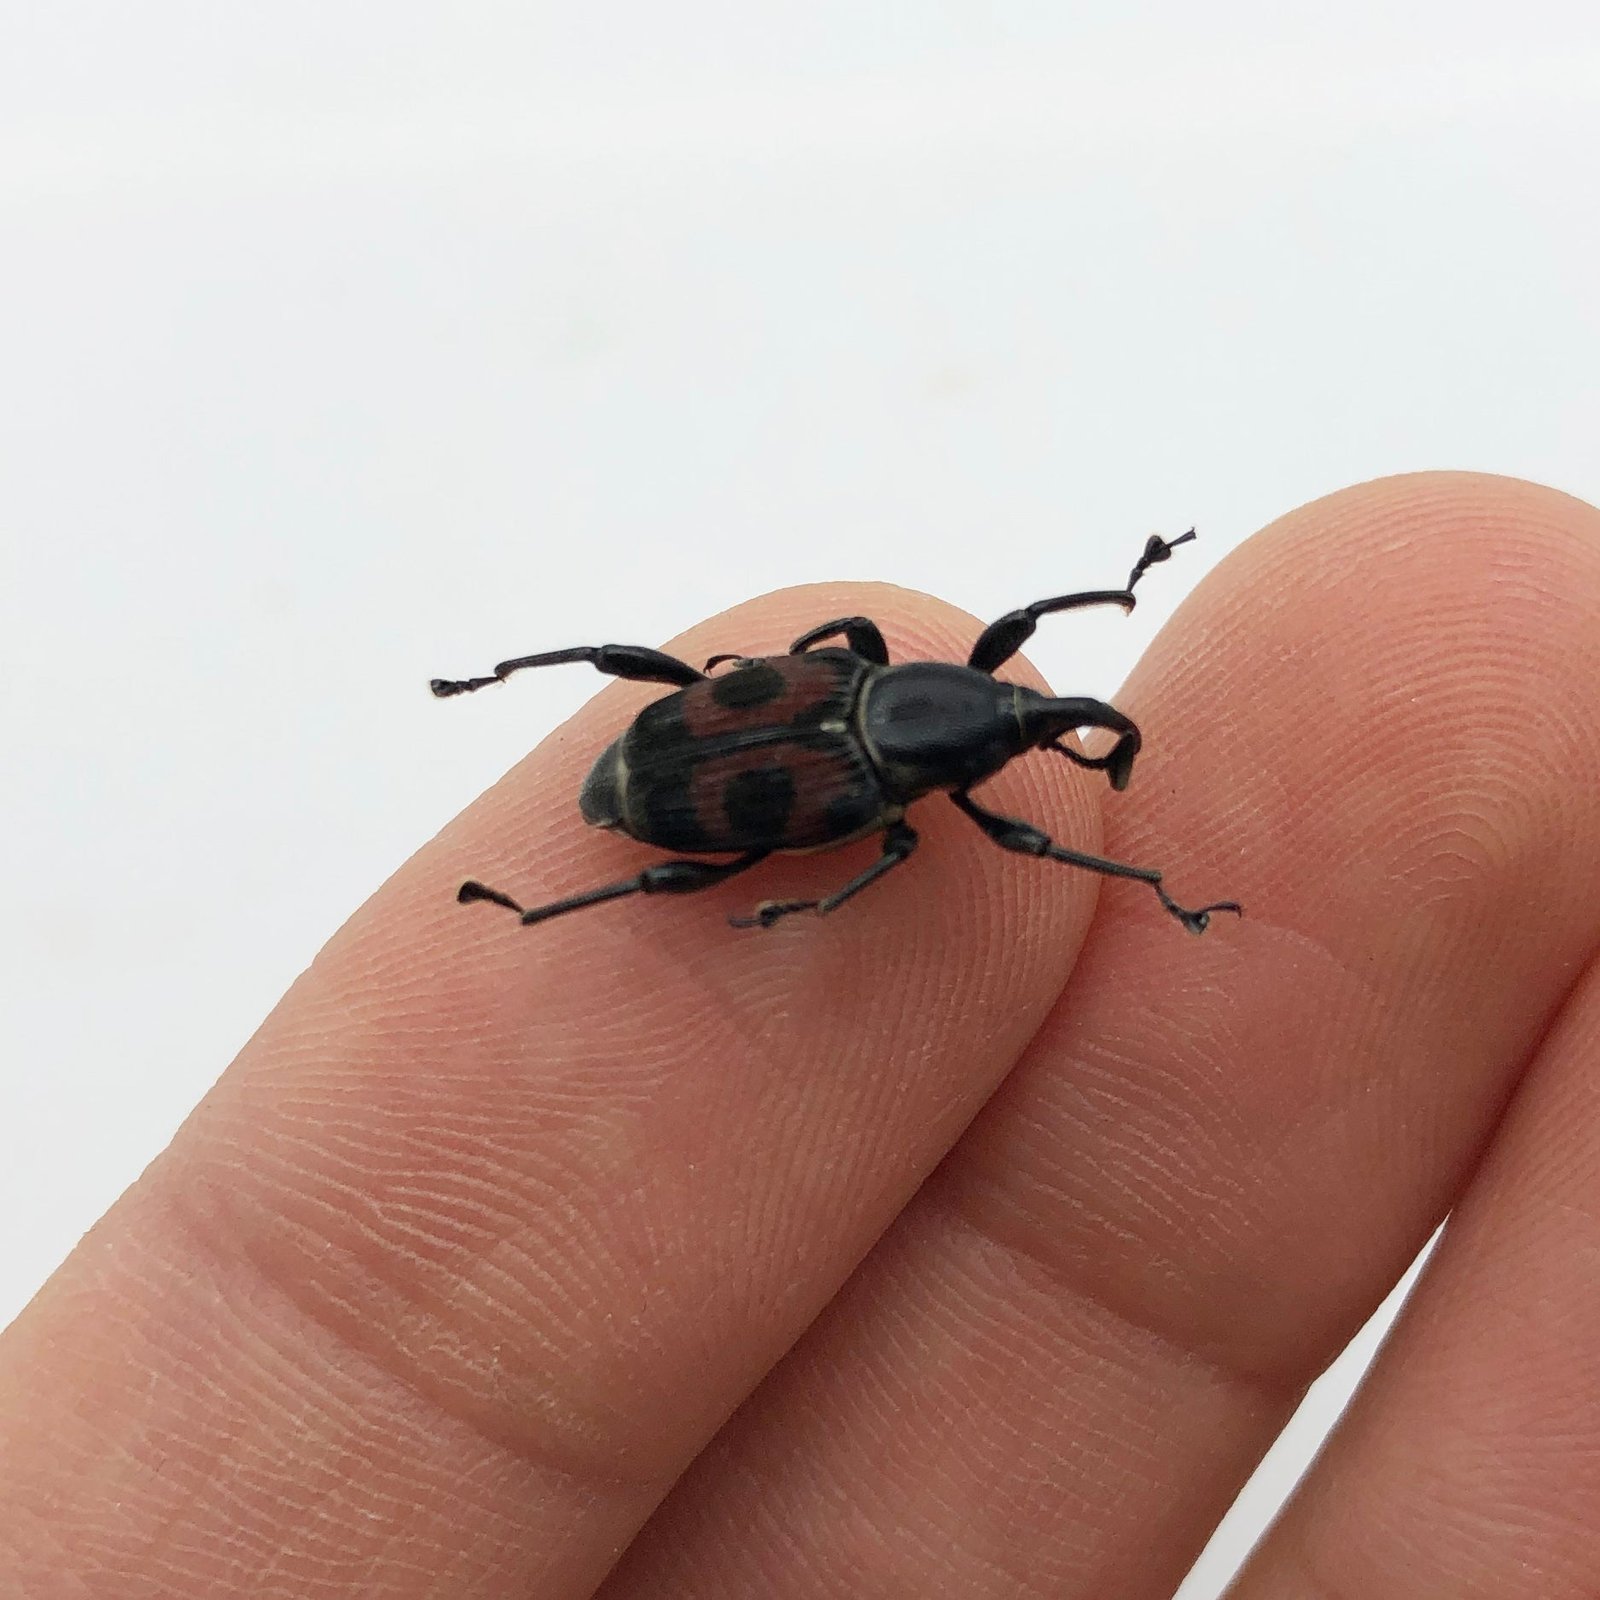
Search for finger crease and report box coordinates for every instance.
[925,1179,1306,1417]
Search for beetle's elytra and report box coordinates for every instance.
[431,531,1241,934]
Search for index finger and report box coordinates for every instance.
[0,581,1135,1596]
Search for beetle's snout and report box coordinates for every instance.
[1018,693,1143,791]
[578,738,626,829]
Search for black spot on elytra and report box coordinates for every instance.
[723,766,796,841]
[711,660,786,709]
[637,763,711,851]
[627,692,689,753]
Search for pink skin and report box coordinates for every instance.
[5,472,1600,1599]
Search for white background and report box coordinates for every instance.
[3,5,1597,1592]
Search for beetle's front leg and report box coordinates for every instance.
[730,823,919,928]
[949,789,1240,934]
[431,643,702,698]
[967,529,1197,675]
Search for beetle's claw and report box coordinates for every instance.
[1144,528,1195,564]
[457,880,526,914]
[729,898,818,929]
[1159,889,1243,935]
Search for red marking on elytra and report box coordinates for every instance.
[679,654,857,741]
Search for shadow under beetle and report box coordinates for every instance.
[431,530,1241,935]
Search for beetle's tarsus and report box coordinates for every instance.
[729,898,817,929]
[458,880,525,912]
[431,674,504,697]
[1125,527,1197,591]
[1157,886,1243,935]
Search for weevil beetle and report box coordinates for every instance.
[431,530,1241,934]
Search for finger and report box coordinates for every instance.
[595,472,1600,1597]
[0,584,1102,1598]
[1227,950,1600,1599]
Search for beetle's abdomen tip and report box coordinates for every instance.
[579,738,626,829]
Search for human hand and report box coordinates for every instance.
[4,472,1599,1597]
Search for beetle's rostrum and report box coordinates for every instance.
[430,530,1242,934]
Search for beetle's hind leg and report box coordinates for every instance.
[457,849,769,927]
[731,822,918,928]
[949,789,1240,934]
[431,643,702,698]
[786,617,890,665]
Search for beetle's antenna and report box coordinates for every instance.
[1018,695,1142,790]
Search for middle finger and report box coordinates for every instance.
[601,473,1600,1597]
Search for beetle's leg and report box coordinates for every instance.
[729,822,919,928]
[967,529,1197,675]
[949,789,1240,934]
[786,617,891,666]
[1122,528,1198,591]
[456,849,770,927]
[431,644,702,698]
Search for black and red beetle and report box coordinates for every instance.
[431,531,1240,934]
